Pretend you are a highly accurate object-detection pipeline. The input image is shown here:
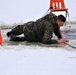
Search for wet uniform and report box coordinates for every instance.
[7,12,62,44]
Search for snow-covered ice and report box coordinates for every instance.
[0,45,76,75]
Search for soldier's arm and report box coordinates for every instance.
[54,27,63,39]
[42,27,58,44]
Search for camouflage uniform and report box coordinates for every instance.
[7,12,62,44]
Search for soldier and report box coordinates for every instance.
[7,12,69,44]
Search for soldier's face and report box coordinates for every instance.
[57,20,64,27]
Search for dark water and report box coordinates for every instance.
[62,29,76,40]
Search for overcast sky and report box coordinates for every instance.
[0,0,76,24]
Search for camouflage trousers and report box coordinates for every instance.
[6,21,37,41]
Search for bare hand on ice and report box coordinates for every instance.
[58,38,69,43]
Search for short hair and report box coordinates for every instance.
[57,15,66,22]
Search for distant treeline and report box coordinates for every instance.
[0,21,24,29]
[66,21,76,24]
[0,21,76,29]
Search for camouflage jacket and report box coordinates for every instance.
[22,12,62,44]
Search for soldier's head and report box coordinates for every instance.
[56,15,66,27]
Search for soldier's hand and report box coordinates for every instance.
[58,38,69,43]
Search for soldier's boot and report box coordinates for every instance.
[7,25,24,37]
[7,31,14,37]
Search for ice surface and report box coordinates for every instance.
[0,45,76,75]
